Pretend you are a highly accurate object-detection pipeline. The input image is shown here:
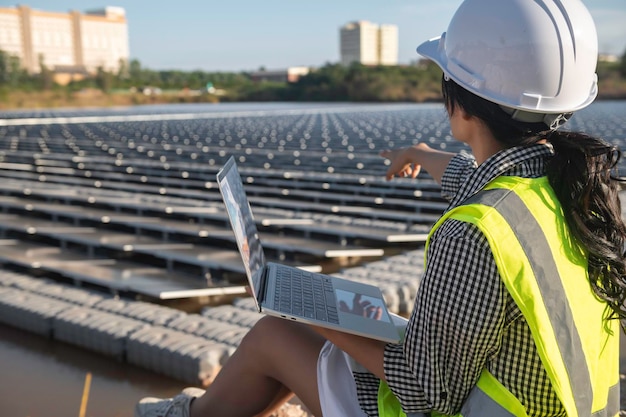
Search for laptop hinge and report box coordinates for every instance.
[257,267,268,305]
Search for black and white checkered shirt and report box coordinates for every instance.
[354,143,566,417]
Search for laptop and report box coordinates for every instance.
[217,156,401,343]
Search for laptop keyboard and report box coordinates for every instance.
[274,268,340,324]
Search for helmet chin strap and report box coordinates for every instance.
[499,106,573,131]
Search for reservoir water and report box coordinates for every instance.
[0,101,625,416]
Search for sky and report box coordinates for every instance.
[5,0,626,72]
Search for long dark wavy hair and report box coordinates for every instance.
[442,76,626,325]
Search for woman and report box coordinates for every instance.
[135,0,626,416]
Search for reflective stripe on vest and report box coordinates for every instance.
[465,188,592,413]
[378,177,619,417]
[460,185,619,417]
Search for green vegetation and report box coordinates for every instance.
[1,49,626,110]
[595,52,626,100]
[239,62,444,102]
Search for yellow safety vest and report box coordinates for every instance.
[378,176,620,417]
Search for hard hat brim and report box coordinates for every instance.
[416,35,444,67]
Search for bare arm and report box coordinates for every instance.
[380,143,456,185]
[311,326,387,380]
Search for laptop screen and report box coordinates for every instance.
[217,157,266,300]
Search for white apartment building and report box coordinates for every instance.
[378,24,399,66]
[0,5,129,75]
[340,21,398,66]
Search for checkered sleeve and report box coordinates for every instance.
[382,220,506,415]
[440,152,477,201]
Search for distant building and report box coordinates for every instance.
[250,66,310,83]
[598,53,619,63]
[0,4,129,78]
[340,21,398,66]
[378,24,399,66]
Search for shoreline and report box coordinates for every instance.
[1,91,625,112]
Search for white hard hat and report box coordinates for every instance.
[417,0,599,114]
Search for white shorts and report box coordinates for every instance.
[316,314,413,417]
[317,340,368,417]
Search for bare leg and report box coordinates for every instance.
[252,386,295,417]
[190,316,326,417]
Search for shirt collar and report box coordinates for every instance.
[448,143,554,209]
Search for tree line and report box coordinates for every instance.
[1,49,626,104]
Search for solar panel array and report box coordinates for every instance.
[0,101,624,385]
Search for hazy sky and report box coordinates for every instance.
[6,0,626,72]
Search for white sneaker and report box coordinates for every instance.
[134,387,206,417]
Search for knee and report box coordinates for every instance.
[250,315,276,333]
[240,316,283,347]
[239,316,306,352]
